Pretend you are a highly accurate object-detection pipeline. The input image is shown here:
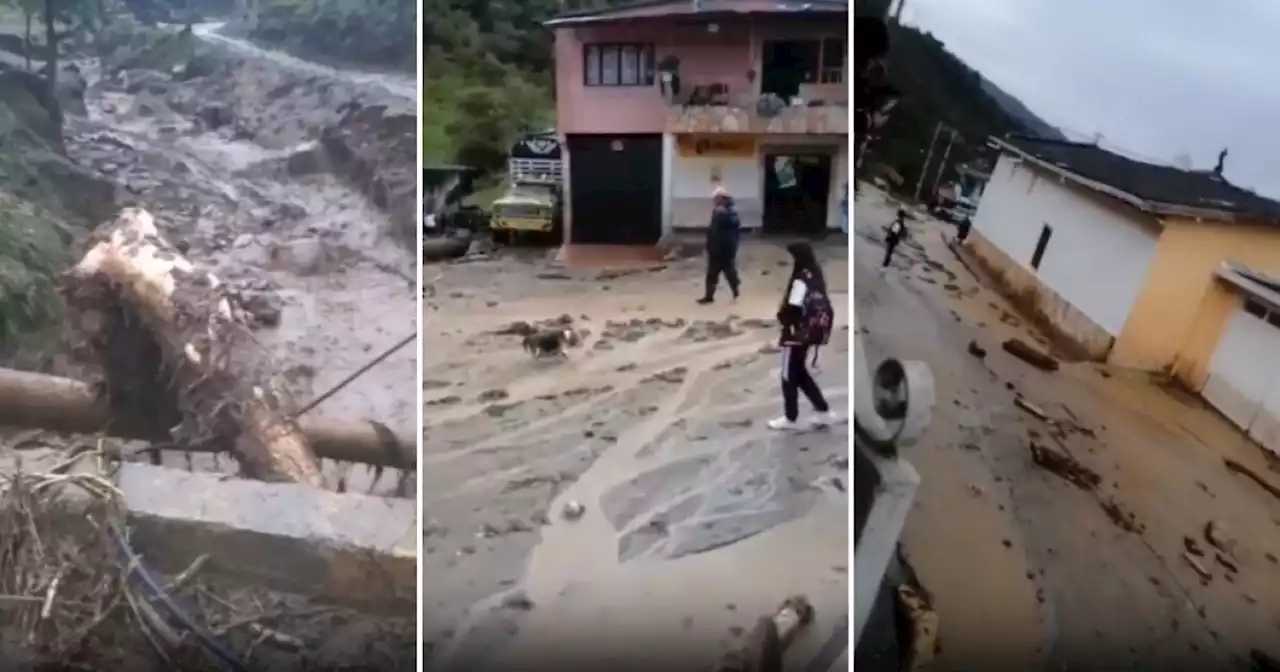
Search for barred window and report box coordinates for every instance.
[584,43,656,87]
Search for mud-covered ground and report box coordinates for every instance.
[59,24,416,494]
[423,243,851,670]
[855,186,1280,671]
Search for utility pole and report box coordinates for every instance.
[930,128,959,198]
[913,122,944,203]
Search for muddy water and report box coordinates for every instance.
[854,187,1280,670]
[423,246,851,670]
[64,48,415,494]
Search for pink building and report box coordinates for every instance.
[546,0,848,245]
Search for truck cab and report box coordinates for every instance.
[490,131,564,243]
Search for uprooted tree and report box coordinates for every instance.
[59,208,325,484]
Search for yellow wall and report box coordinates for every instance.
[1170,281,1243,390]
[1111,218,1280,374]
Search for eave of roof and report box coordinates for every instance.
[545,0,847,27]
[990,137,1280,224]
[1216,261,1280,312]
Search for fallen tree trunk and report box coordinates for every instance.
[0,367,416,469]
[60,208,323,484]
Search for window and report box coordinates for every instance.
[1030,223,1053,270]
[1245,298,1268,319]
[820,37,846,84]
[584,43,656,87]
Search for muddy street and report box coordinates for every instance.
[854,186,1280,671]
[422,243,850,670]
[63,25,417,494]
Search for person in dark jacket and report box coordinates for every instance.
[698,186,741,304]
[882,208,908,269]
[955,216,973,245]
[769,242,839,431]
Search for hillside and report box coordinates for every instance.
[421,0,559,170]
[979,77,1064,141]
[855,0,1052,194]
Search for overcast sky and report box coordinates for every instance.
[901,0,1280,199]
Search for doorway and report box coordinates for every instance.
[565,134,663,245]
[762,152,833,235]
[761,40,820,100]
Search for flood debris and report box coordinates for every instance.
[897,583,939,671]
[715,595,814,672]
[60,208,323,484]
[1099,496,1142,533]
[1183,552,1213,583]
[1029,441,1101,491]
[1223,458,1280,502]
[966,340,986,359]
[1002,338,1060,372]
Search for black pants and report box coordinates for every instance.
[881,236,901,268]
[782,345,829,422]
[705,250,740,298]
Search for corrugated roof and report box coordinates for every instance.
[1000,135,1280,222]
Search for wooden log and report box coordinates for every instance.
[60,208,323,484]
[0,367,415,468]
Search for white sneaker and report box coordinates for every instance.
[809,411,843,428]
[767,417,801,431]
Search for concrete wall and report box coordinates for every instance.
[967,154,1160,358]
[554,19,845,135]
[666,133,847,231]
[1112,218,1280,371]
[1171,280,1242,390]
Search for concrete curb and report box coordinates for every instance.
[116,463,416,616]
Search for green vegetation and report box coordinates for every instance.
[0,0,111,358]
[855,0,1047,195]
[421,0,560,171]
[247,0,415,70]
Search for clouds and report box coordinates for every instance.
[902,0,1280,197]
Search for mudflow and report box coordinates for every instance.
[423,244,852,670]
[59,24,417,494]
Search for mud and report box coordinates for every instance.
[62,25,415,494]
[423,242,851,670]
[855,186,1280,671]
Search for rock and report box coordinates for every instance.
[562,501,585,520]
[274,238,327,276]
[1001,338,1059,372]
[500,590,534,611]
[196,103,233,130]
[967,340,986,359]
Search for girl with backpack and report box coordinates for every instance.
[769,242,839,431]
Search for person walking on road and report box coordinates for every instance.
[768,242,839,431]
[698,185,742,304]
[881,208,908,269]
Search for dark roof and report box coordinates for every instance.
[1000,135,1280,222]
[546,0,846,26]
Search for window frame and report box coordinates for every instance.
[819,36,846,84]
[583,42,656,88]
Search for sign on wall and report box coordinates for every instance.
[676,135,757,159]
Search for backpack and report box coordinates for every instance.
[801,288,835,347]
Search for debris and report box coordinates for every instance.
[499,590,535,611]
[1099,497,1141,534]
[897,584,939,671]
[1215,553,1238,575]
[1184,536,1204,557]
[715,596,813,672]
[561,501,585,521]
[1029,441,1101,491]
[60,209,322,484]
[967,341,986,359]
[1183,552,1212,582]
[1204,520,1237,556]
[1223,458,1280,502]
[1015,397,1049,421]
[1001,338,1060,372]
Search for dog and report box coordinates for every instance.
[522,328,578,358]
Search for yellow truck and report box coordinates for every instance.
[489,131,564,244]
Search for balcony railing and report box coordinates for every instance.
[664,82,848,135]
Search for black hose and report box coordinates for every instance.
[109,522,251,671]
